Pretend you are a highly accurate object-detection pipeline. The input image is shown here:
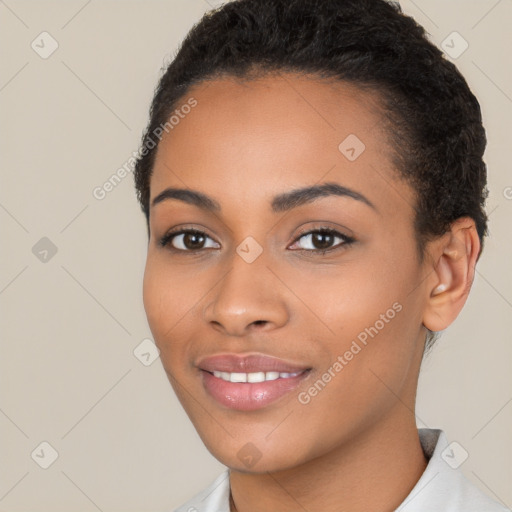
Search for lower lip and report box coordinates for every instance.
[200,370,310,411]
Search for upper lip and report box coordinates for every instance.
[197,353,310,374]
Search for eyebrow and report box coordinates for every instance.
[151,182,377,213]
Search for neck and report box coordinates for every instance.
[229,412,428,512]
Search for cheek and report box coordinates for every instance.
[142,257,164,335]
[142,254,195,349]
[288,255,420,388]
[284,260,400,338]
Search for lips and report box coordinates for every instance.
[197,353,310,374]
[197,353,311,411]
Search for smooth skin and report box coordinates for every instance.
[142,73,480,512]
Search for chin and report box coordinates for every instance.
[201,434,308,474]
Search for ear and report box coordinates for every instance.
[422,217,481,332]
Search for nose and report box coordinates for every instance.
[203,251,289,337]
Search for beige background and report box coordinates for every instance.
[1,0,511,510]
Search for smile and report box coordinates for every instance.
[211,370,303,383]
[201,368,311,411]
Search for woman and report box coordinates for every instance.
[133,0,509,510]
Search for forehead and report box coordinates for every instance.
[150,73,414,220]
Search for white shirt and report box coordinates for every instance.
[174,428,510,512]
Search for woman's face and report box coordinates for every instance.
[143,74,431,472]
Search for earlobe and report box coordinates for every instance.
[422,218,480,332]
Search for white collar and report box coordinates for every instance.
[175,428,509,511]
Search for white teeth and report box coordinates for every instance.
[247,372,266,383]
[230,372,247,383]
[212,370,302,383]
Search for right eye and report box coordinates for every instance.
[159,228,220,253]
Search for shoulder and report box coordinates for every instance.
[173,469,230,512]
[396,428,510,512]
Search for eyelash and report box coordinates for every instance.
[159,226,355,256]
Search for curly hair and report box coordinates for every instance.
[133,0,488,351]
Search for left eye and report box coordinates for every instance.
[289,228,354,253]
